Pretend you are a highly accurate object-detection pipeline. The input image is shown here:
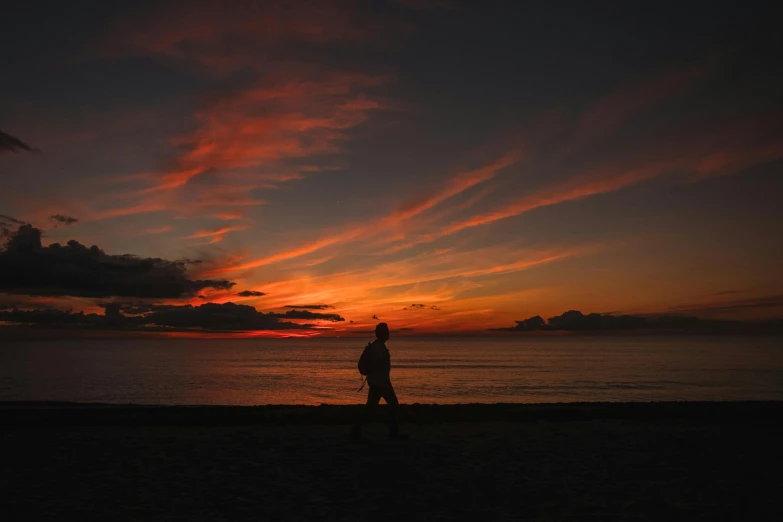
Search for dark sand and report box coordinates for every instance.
[2,402,781,521]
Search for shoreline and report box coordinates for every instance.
[3,400,781,427]
[3,325,783,340]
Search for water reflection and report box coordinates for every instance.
[0,336,781,405]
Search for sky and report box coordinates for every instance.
[1,0,783,335]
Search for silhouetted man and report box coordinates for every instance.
[351,322,405,440]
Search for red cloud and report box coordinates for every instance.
[149,70,388,193]
[92,2,396,227]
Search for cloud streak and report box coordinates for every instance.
[0,130,36,154]
[386,123,783,250]
[204,151,520,276]
[581,58,720,133]
[186,225,248,244]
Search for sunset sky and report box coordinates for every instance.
[1,1,782,335]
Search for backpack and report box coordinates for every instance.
[358,342,374,376]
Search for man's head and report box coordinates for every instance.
[375,322,390,342]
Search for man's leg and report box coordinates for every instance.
[380,385,400,436]
[351,385,382,438]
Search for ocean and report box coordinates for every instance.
[1,336,781,405]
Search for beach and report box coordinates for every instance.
[2,401,781,521]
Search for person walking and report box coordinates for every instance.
[351,322,406,440]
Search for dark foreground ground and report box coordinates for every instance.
[1,401,781,521]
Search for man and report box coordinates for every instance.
[351,322,406,440]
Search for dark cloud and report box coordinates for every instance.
[512,315,546,331]
[271,309,345,322]
[668,295,783,317]
[140,302,301,331]
[0,308,104,326]
[0,225,235,298]
[1,214,28,241]
[496,309,783,333]
[0,130,37,154]
[0,296,32,311]
[0,293,77,312]
[401,303,441,311]
[0,214,26,225]
[48,214,79,226]
[238,290,266,297]
[284,304,333,309]
[1,302,304,332]
[547,311,648,330]
[99,302,181,315]
[402,303,440,311]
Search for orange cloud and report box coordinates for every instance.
[207,151,520,275]
[142,225,174,235]
[382,151,520,226]
[187,184,267,210]
[249,243,591,311]
[185,225,248,244]
[442,161,674,236]
[236,242,598,334]
[213,212,244,221]
[204,229,363,276]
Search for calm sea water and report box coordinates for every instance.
[1,336,781,405]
